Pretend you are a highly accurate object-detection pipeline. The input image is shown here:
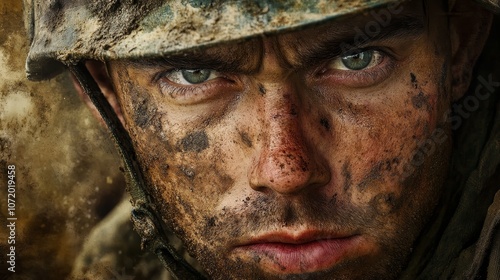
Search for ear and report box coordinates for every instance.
[449,1,493,100]
[70,60,125,126]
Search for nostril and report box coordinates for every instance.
[252,185,271,193]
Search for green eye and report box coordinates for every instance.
[341,50,374,70]
[161,68,221,86]
[181,69,212,84]
[328,50,384,72]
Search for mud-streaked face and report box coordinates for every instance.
[108,1,453,279]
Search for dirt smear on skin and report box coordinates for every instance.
[134,97,158,128]
[342,161,353,192]
[410,73,418,88]
[179,130,209,152]
[411,91,431,110]
[258,83,266,96]
[238,130,253,148]
[371,192,399,215]
[320,117,331,131]
[179,165,196,180]
[409,73,432,111]
[117,68,159,130]
[357,161,384,191]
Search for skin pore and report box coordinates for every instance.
[78,0,490,279]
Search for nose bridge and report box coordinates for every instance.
[265,82,303,155]
[249,79,327,195]
[248,38,330,195]
[256,38,306,164]
[256,38,302,144]
[255,37,292,83]
[265,85,302,151]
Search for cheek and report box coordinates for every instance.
[112,69,233,243]
[128,123,233,249]
[329,71,448,208]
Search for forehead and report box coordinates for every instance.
[126,0,428,71]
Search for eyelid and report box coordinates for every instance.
[154,70,242,105]
[312,47,397,88]
[160,69,222,85]
[152,68,175,83]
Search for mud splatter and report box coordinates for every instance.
[238,130,253,147]
[411,92,430,110]
[342,162,352,192]
[180,131,209,152]
[205,216,216,228]
[320,117,330,131]
[134,98,157,128]
[410,73,418,89]
[384,157,401,173]
[409,73,431,110]
[371,192,398,215]
[358,162,383,190]
[258,83,266,96]
[179,165,196,180]
[215,169,235,191]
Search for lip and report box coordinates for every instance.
[233,231,362,274]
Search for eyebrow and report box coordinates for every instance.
[129,44,261,73]
[295,15,425,67]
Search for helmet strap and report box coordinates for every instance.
[69,62,206,280]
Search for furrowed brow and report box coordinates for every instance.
[128,44,261,73]
[133,56,239,72]
[297,15,425,67]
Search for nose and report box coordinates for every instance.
[249,83,331,195]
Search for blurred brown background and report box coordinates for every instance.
[0,1,125,279]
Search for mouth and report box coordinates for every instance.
[232,230,363,274]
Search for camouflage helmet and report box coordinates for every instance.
[24,0,500,81]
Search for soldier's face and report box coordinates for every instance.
[108,1,453,279]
